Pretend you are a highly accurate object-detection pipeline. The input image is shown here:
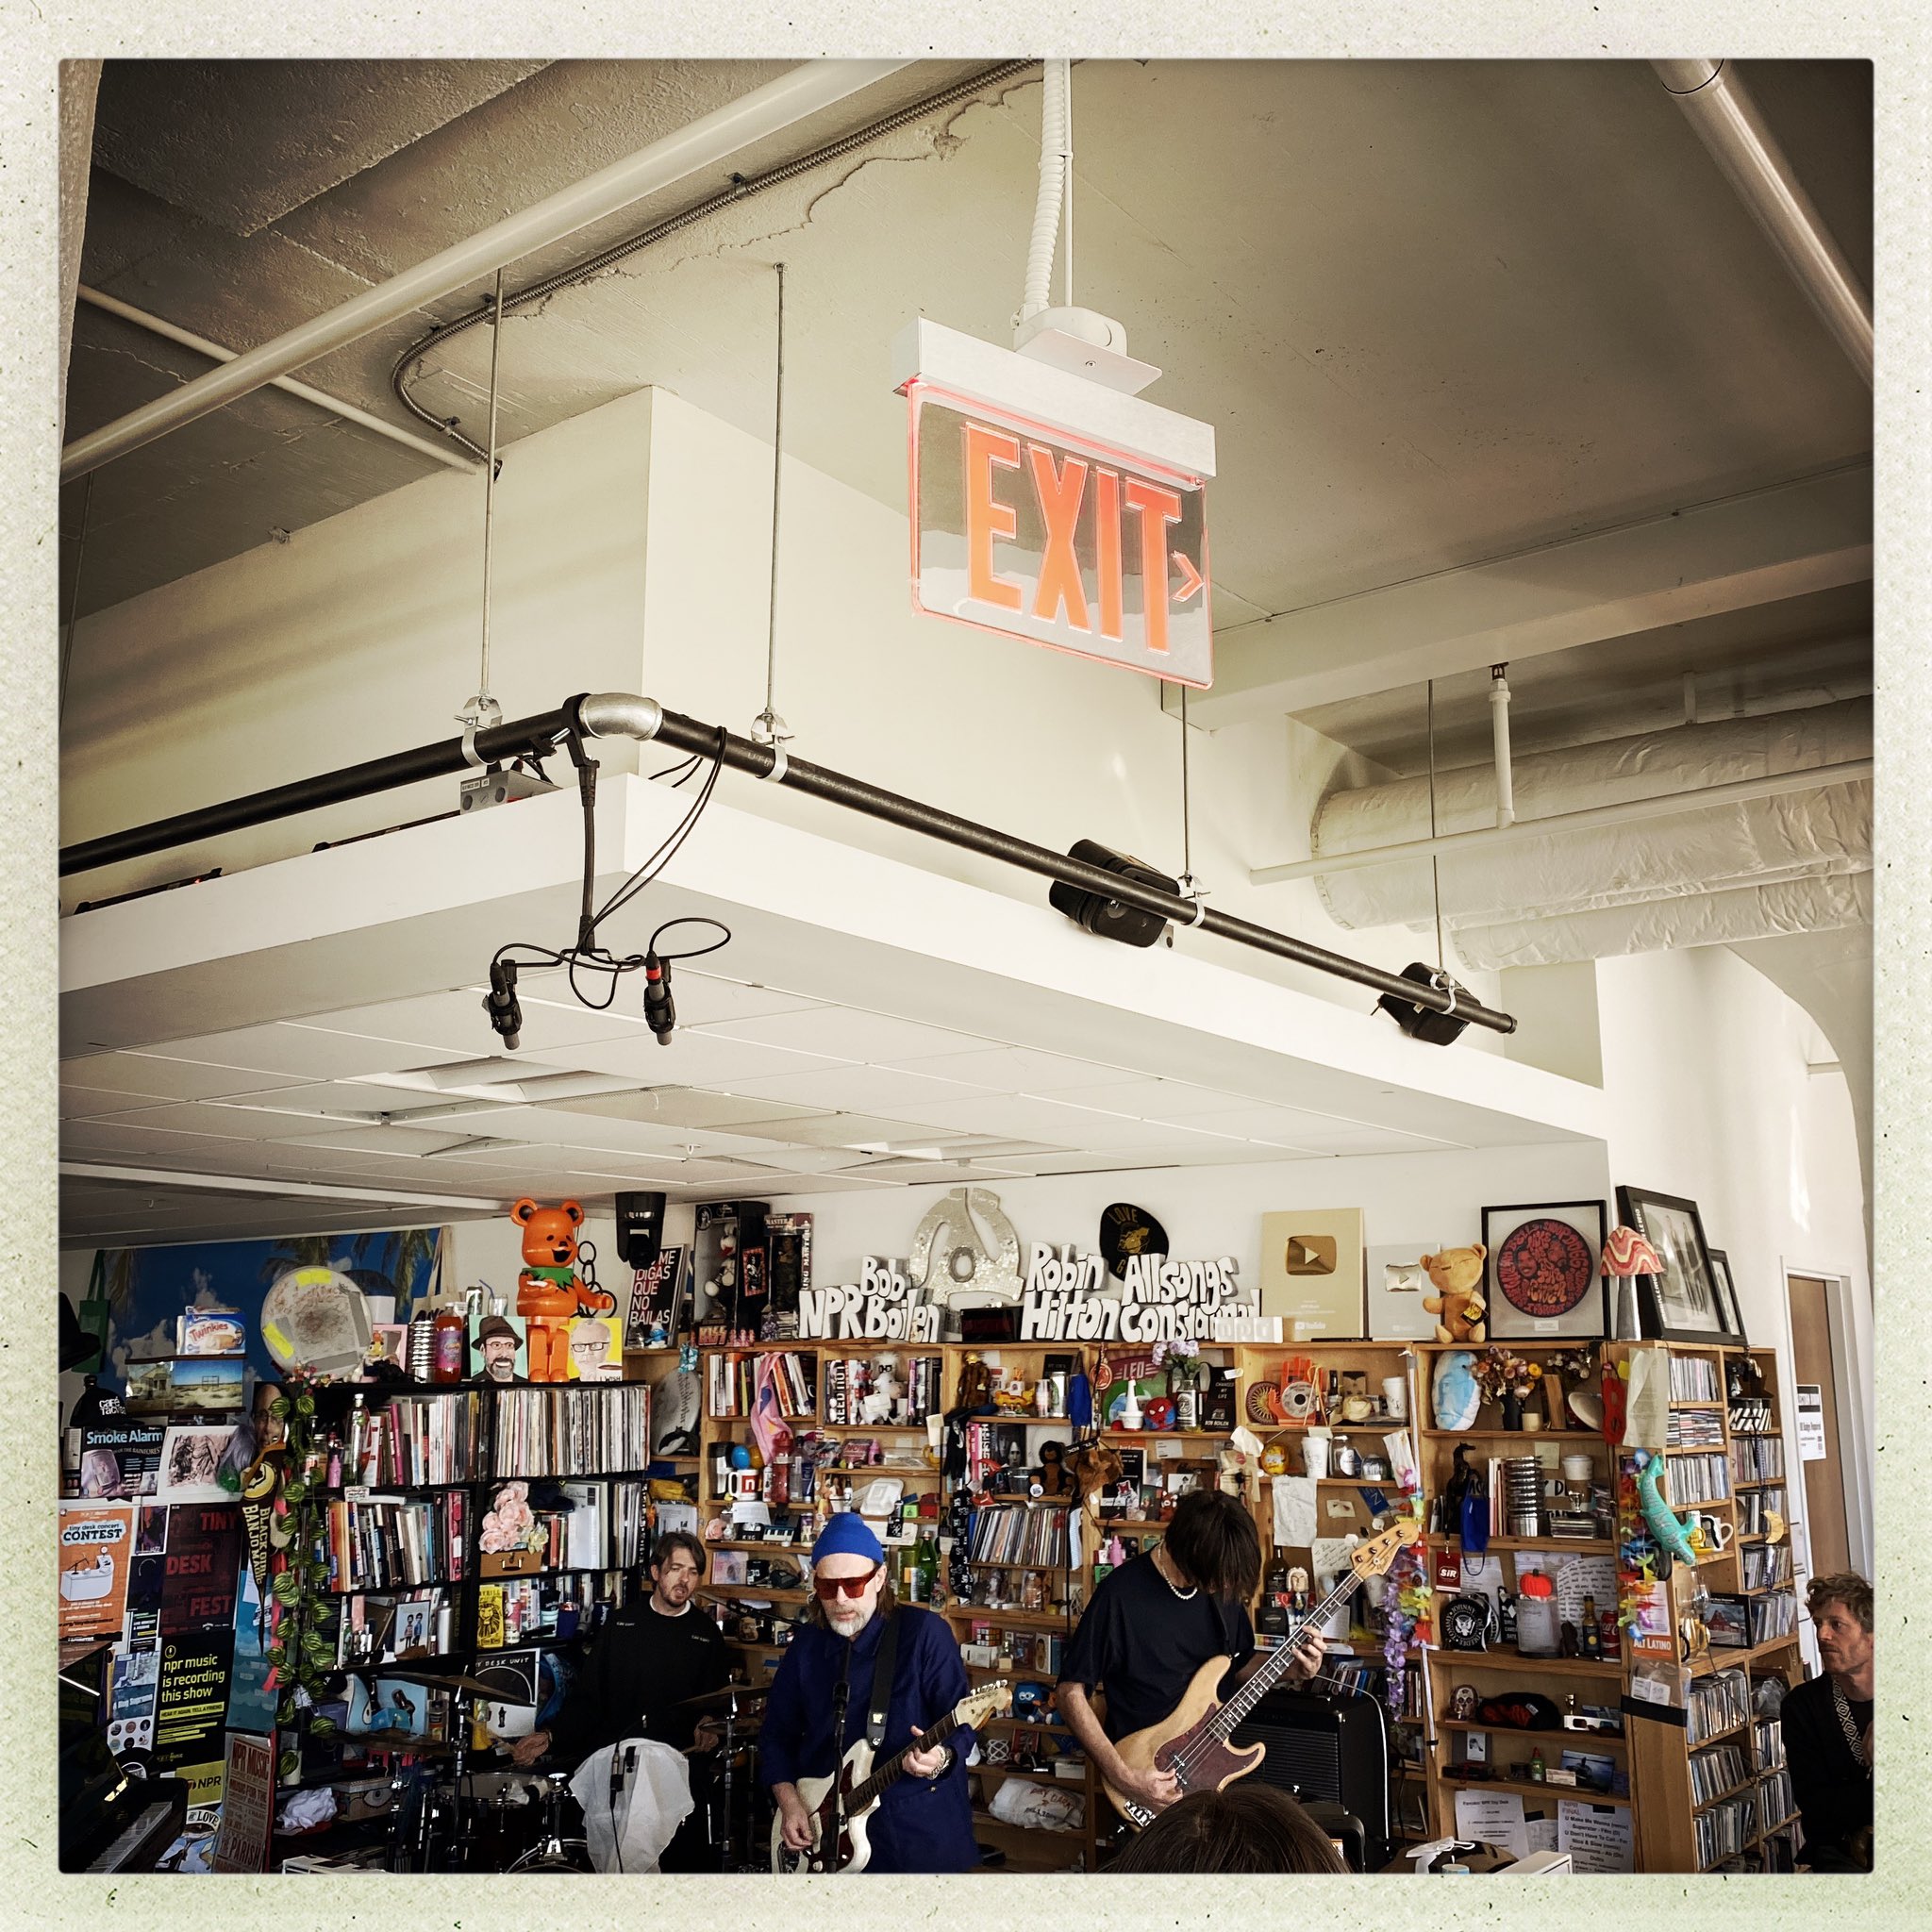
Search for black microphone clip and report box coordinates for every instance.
[642,952,675,1045]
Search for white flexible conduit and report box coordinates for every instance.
[1309,697,1873,970]
[1021,58,1071,322]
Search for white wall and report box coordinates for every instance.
[714,1140,1612,1302]
[1595,947,1874,1593]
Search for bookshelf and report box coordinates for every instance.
[1411,1337,1805,1872]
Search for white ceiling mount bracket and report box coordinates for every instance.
[1014,306,1161,395]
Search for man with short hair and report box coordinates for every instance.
[1782,1570,1874,1871]
[762,1514,978,1872]
[512,1530,730,1869]
[567,1318,621,1381]
[1057,1489,1324,1819]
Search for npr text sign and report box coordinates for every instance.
[907,381,1211,687]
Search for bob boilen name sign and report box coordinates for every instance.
[798,1257,943,1342]
[1020,1242,1255,1341]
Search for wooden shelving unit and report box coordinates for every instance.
[1413,1336,1804,1872]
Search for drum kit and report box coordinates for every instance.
[375,1670,770,1874]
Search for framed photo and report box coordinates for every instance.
[1480,1200,1608,1341]
[1707,1249,1748,1347]
[1616,1187,1746,1347]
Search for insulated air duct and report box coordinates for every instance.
[1308,697,1872,971]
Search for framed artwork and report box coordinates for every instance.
[1707,1249,1748,1347]
[1480,1200,1608,1341]
[1258,1208,1365,1340]
[565,1315,624,1381]
[1616,1186,1746,1347]
[1365,1243,1438,1341]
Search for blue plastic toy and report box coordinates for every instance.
[1633,1449,1699,1567]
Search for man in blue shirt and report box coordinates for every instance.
[762,1514,978,1873]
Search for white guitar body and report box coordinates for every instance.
[772,1736,880,1874]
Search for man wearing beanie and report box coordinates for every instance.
[762,1512,979,1872]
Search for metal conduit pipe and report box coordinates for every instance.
[58,59,911,482]
[391,59,1039,463]
[1489,664,1515,829]
[77,286,479,473]
[58,690,1517,1036]
[1653,58,1873,385]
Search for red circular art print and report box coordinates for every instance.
[1494,1218,1593,1318]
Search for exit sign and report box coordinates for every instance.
[893,320,1215,687]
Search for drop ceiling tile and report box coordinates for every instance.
[280,1124,497,1157]
[141,1024,477,1080]
[561,1032,847,1086]
[546,1088,835,1132]
[61,1050,315,1102]
[61,1081,195,1120]
[1152,1104,1333,1148]
[1285,1123,1464,1155]
[1042,1078,1252,1121]
[716,1065,992,1115]
[884,1093,1164,1146]
[297,990,658,1057]
[616,971,824,1028]
[699,1008,990,1065]
[879,1045,1142,1093]
[724,1112,955,1150]
[71,1102,348,1143]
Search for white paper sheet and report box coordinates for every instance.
[1557,1799,1634,1873]
[1525,1816,1560,1854]
[1453,1789,1528,1859]
[1273,1475,1319,1547]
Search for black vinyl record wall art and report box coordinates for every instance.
[1480,1200,1608,1340]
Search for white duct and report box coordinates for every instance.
[1311,698,1872,970]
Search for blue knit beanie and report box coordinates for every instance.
[813,1512,884,1566]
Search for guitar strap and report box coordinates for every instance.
[864,1607,904,1750]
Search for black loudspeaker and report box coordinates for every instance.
[1228,1684,1391,1870]
[1048,840,1178,948]
[614,1192,667,1269]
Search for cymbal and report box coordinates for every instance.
[675,1684,769,1714]
[384,1668,518,1698]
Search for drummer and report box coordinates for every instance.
[512,1531,731,1870]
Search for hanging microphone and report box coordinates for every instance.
[484,958,523,1050]
[642,953,675,1044]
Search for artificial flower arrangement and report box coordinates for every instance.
[479,1478,545,1554]
[1474,1348,1543,1404]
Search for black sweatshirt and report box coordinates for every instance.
[544,1598,731,1767]
[1781,1672,1873,1868]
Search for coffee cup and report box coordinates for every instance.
[1694,1512,1733,1553]
[1303,1428,1333,1478]
[1381,1376,1408,1422]
[1561,1454,1594,1484]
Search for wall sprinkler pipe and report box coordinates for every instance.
[58,690,1518,1036]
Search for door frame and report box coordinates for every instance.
[1779,1262,1873,1583]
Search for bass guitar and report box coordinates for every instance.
[771,1678,1011,1874]
[1101,1518,1420,1827]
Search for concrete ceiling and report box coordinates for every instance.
[63,56,1873,678]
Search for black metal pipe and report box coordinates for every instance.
[58,690,1516,1036]
[630,703,1517,1036]
[57,707,579,877]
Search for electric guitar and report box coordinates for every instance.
[1102,1518,1421,1828]
[771,1679,1012,1874]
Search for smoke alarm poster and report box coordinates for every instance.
[58,1501,136,1640]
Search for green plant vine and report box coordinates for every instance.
[264,1371,340,1785]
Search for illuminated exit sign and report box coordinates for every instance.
[892,319,1216,688]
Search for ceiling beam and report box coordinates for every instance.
[1187,463,1871,725]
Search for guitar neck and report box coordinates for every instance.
[848,1707,966,1811]
[1204,1569,1362,1741]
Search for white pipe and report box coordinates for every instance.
[77,284,477,473]
[1020,58,1069,323]
[1489,665,1515,828]
[1251,758,1873,884]
[1654,58,1873,386]
[60,59,910,482]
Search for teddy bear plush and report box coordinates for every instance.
[1420,1243,1489,1343]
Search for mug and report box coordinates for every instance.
[1302,1430,1332,1478]
[1694,1512,1734,1553]
[1561,1454,1594,1484]
[1381,1376,1408,1422]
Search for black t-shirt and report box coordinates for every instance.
[546,1598,731,1764]
[1780,1673,1874,1864]
[1058,1551,1255,1741]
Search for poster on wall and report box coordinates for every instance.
[209,1730,275,1874]
[160,1504,243,1634]
[154,1630,236,1773]
[58,1501,136,1641]
[75,1419,169,1499]
[90,1230,445,1398]
[226,1556,276,1733]
[1257,1209,1365,1339]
